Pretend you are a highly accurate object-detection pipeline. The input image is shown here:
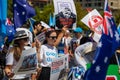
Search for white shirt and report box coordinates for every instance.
[62,36,72,47]
[40,44,58,67]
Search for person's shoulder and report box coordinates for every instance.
[41,44,48,48]
[7,47,14,55]
[71,37,77,41]
[24,46,32,50]
[9,47,14,53]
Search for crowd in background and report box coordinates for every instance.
[0,20,120,80]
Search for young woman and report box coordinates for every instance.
[5,29,40,80]
[37,29,58,80]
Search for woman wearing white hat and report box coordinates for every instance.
[4,29,40,80]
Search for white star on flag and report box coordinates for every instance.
[104,57,108,63]
[97,41,102,48]
[23,4,26,7]
[22,12,25,15]
[14,4,17,7]
[95,65,100,72]
[92,60,95,64]
[17,13,19,15]
[115,31,120,42]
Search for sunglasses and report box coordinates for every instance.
[48,36,57,40]
[23,38,29,41]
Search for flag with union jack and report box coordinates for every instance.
[6,18,15,42]
[103,0,113,36]
[83,0,120,80]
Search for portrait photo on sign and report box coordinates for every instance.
[55,7,76,29]
[54,0,77,30]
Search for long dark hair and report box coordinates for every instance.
[43,29,56,44]
[13,40,22,61]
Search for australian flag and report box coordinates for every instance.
[13,0,35,29]
[83,0,120,80]
[6,18,15,42]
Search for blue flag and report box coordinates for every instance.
[49,14,56,27]
[53,15,56,26]
[6,25,15,42]
[49,14,53,26]
[117,24,120,35]
[0,0,7,50]
[29,18,36,32]
[13,0,35,29]
[84,0,120,80]
[6,18,15,42]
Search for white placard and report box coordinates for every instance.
[81,9,103,35]
[35,32,45,44]
[13,48,37,74]
[53,0,77,29]
[50,54,69,80]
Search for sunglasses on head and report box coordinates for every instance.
[48,36,57,39]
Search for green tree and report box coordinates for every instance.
[114,10,120,26]
[33,4,54,24]
[8,0,13,18]
[75,2,89,31]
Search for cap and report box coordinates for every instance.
[74,27,83,33]
[14,30,29,40]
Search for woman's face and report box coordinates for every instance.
[19,38,29,46]
[74,32,82,39]
[47,32,57,46]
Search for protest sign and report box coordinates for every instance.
[13,48,37,74]
[40,21,50,28]
[81,9,103,34]
[81,9,103,42]
[35,32,45,44]
[50,54,69,80]
[53,0,76,29]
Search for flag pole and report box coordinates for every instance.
[29,18,36,37]
[115,51,120,74]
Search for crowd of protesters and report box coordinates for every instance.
[0,20,120,80]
